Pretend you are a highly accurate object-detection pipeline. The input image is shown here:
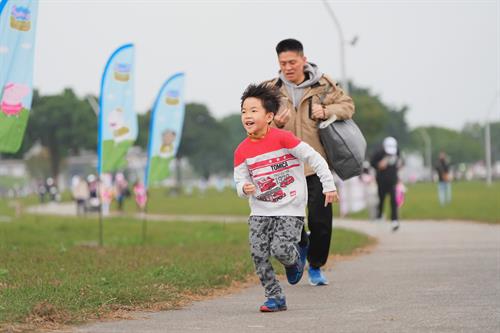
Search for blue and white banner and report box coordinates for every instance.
[145,73,185,187]
[98,43,137,175]
[0,0,38,153]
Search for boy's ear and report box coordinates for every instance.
[266,112,274,124]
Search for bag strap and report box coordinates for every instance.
[308,97,313,120]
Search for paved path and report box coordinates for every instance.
[68,220,500,333]
[27,202,248,223]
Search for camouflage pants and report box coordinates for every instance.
[248,215,304,298]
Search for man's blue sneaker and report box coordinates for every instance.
[259,296,287,312]
[285,244,307,285]
[308,266,329,286]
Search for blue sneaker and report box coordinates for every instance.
[308,266,329,286]
[285,244,307,285]
[259,296,287,312]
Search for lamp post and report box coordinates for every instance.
[322,0,357,94]
[485,123,491,185]
[484,91,499,186]
[418,128,432,181]
[322,1,361,216]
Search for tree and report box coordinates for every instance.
[135,111,150,150]
[220,113,246,156]
[25,89,97,180]
[408,126,482,164]
[463,121,500,163]
[177,103,232,179]
[350,85,410,156]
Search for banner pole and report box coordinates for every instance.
[98,176,104,247]
[141,200,148,244]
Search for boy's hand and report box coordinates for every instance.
[324,191,339,207]
[311,104,326,120]
[274,108,291,128]
[243,183,256,195]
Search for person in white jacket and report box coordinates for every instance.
[234,83,339,312]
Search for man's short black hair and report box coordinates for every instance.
[240,83,281,115]
[276,38,304,55]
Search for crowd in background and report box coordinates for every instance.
[68,173,147,216]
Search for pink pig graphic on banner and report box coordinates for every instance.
[1,83,30,116]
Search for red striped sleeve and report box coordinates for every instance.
[233,128,301,167]
[278,128,301,149]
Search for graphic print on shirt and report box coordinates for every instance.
[249,154,298,203]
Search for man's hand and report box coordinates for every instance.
[324,191,339,207]
[311,104,326,120]
[378,158,388,170]
[243,183,256,195]
[274,108,291,128]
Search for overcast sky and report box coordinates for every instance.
[33,0,499,130]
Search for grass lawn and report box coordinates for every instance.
[118,181,499,223]
[349,181,500,223]
[130,187,251,216]
[0,212,372,328]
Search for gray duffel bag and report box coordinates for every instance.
[318,116,367,180]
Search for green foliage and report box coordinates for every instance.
[135,110,150,150]
[220,113,246,153]
[3,86,493,182]
[15,89,97,178]
[350,85,410,156]
[177,103,232,179]
[409,126,483,163]
[24,146,52,180]
[463,121,500,162]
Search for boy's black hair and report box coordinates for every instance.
[275,38,304,55]
[240,83,281,115]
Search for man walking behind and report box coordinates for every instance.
[265,38,355,285]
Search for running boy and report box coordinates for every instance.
[234,83,338,312]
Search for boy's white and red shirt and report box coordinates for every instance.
[234,127,336,217]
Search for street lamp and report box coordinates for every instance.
[322,0,357,94]
[418,128,433,181]
[484,91,499,186]
[322,1,360,216]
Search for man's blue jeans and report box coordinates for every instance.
[438,181,452,205]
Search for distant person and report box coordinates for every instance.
[114,172,129,212]
[435,151,452,205]
[46,177,59,202]
[100,174,114,216]
[264,38,354,285]
[370,137,403,231]
[86,174,100,212]
[37,180,47,203]
[234,83,338,312]
[71,175,89,216]
[133,180,147,212]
